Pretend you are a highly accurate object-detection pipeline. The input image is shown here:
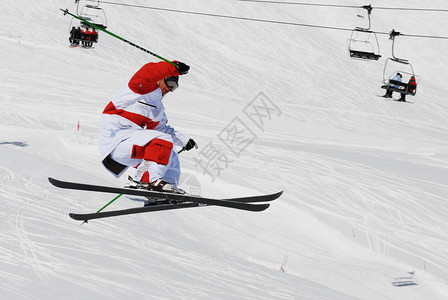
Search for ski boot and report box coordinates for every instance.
[126,176,185,194]
[126,176,186,206]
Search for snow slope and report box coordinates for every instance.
[1,0,448,299]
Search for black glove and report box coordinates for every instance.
[184,139,197,151]
[175,61,190,75]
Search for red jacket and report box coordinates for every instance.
[84,30,91,40]
[408,76,416,93]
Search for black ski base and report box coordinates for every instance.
[70,202,201,221]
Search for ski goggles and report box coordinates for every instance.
[164,77,178,92]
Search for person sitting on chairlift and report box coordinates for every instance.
[80,28,85,46]
[90,28,98,46]
[74,27,82,45]
[69,26,76,46]
[382,72,402,98]
[83,27,92,47]
[398,75,417,102]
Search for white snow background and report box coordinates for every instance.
[1,0,448,299]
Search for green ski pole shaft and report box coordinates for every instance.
[96,193,124,214]
[60,8,175,65]
[81,193,123,224]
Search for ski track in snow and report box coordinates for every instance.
[262,124,448,271]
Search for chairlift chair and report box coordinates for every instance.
[75,0,107,29]
[348,29,381,60]
[67,0,105,47]
[347,5,381,61]
[381,30,420,96]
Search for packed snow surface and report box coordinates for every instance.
[1,0,447,299]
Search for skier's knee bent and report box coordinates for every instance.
[131,137,174,165]
[143,138,173,165]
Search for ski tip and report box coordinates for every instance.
[48,177,66,188]
[69,213,84,221]
[69,213,91,223]
[48,177,65,188]
[272,191,283,199]
[48,177,56,186]
[258,203,270,212]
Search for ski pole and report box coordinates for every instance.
[60,8,175,65]
[81,193,123,224]
[96,193,124,214]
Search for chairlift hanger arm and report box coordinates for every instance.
[388,29,403,60]
[362,4,372,14]
[354,5,374,33]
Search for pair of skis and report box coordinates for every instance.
[48,178,282,222]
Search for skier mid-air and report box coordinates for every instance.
[99,60,197,194]
[48,58,280,220]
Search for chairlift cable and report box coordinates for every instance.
[237,0,448,12]
[400,33,448,39]
[373,7,448,12]
[100,1,354,31]
[99,1,448,39]
[238,0,361,9]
